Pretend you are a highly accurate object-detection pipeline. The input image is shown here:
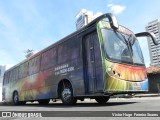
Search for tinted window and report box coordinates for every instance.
[29,55,40,75]
[10,69,14,82]
[101,29,145,65]
[58,38,80,63]
[3,72,10,85]
[19,62,28,79]
[41,47,57,70]
[14,67,19,81]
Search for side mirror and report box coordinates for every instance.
[135,32,158,45]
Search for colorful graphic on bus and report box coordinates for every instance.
[2,13,157,105]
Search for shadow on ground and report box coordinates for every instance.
[0,101,137,108]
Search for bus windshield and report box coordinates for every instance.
[101,28,145,66]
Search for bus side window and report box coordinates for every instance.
[34,55,40,73]
[12,68,18,82]
[41,47,57,71]
[15,67,19,81]
[19,62,28,79]
[6,72,10,84]
[10,70,13,83]
[12,69,15,82]
[29,55,40,75]
[58,38,80,64]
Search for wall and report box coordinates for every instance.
[148,73,160,93]
[0,83,2,101]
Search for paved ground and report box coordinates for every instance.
[0,96,160,120]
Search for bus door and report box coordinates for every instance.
[83,32,104,93]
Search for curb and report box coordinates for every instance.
[110,94,160,98]
[134,94,160,98]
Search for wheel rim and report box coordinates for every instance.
[14,93,18,103]
[62,88,71,102]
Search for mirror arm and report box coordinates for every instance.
[135,32,158,45]
[87,13,119,30]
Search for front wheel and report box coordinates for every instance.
[60,82,77,105]
[95,96,110,104]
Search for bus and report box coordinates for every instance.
[2,13,158,105]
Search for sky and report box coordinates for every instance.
[0,0,160,67]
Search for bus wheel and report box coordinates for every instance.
[60,82,77,105]
[13,92,26,105]
[13,92,20,105]
[38,99,50,105]
[95,96,110,104]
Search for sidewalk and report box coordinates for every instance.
[134,93,160,97]
[111,93,160,98]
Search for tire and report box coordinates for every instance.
[38,99,50,105]
[95,96,110,104]
[60,82,77,105]
[13,92,26,105]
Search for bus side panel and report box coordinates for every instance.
[18,36,85,101]
[36,68,57,99]
[4,36,85,102]
[19,73,47,101]
[51,37,85,97]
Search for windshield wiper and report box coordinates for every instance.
[114,31,128,45]
[127,34,135,56]
[128,34,136,45]
[114,31,133,56]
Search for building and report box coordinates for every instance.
[146,19,160,66]
[0,64,13,83]
[147,66,160,93]
[75,9,102,30]
[0,66,5,84]
[75,9,94,30]
[0,83,1,101]
[0,64,13,101]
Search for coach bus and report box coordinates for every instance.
[2,13,158,105]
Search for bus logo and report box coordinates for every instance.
[2,112,11,117]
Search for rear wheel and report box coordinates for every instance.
[95,96,110,104]
[60,82,77,105]
[13,92,26,105]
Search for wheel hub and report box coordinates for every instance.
[14,94,18,103]
[62,88,71,101]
